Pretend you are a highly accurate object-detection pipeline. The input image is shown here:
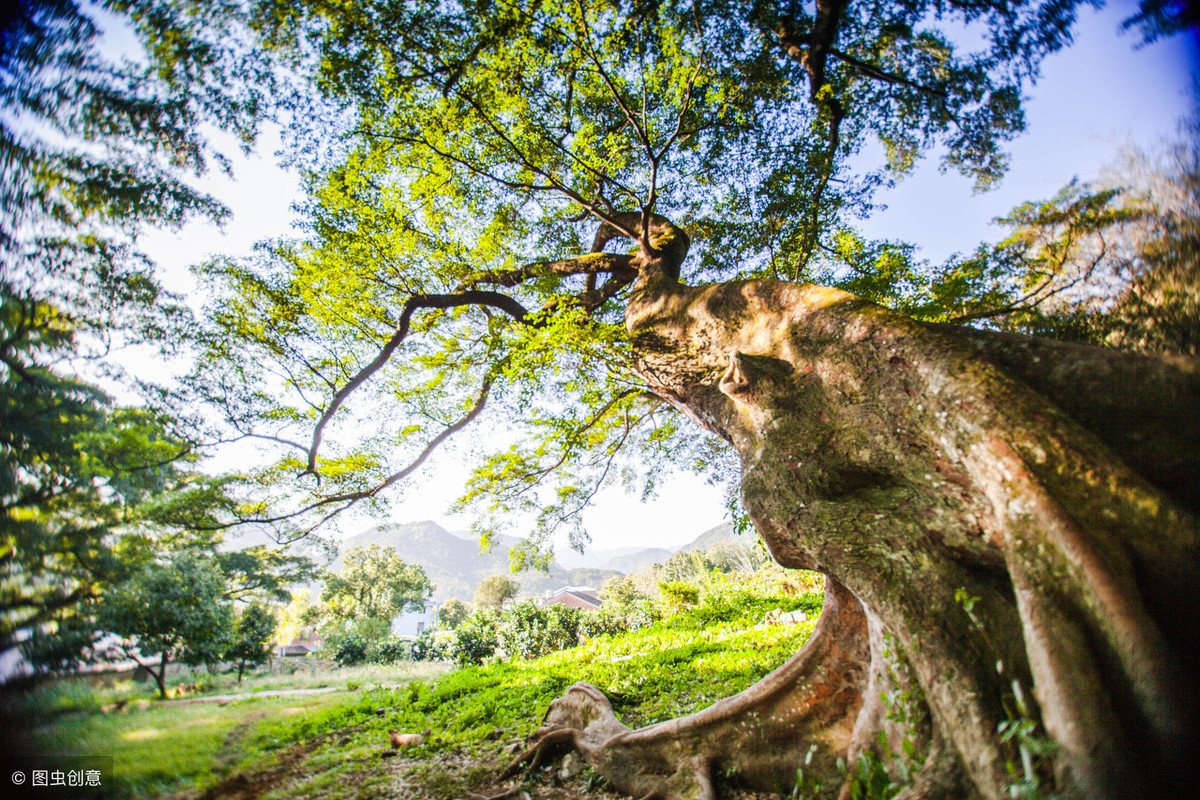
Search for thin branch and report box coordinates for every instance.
[305,291,532,475]
[505,388,639,495]
[828,47,948,98]
[571,0,651,152]
[777,0,851,276]
[216,430,311,454]
[233,365,502,534]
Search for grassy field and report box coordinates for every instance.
[8,663,448,798]
[216,572,824,800]
[9,570,824,799]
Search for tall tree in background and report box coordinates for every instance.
[320,543,432,623]
[0,1,311,657]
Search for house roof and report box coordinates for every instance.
[541,588,602,610]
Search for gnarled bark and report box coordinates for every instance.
[506,228,1200,800]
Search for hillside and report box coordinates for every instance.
[339,521,622,602]
[336,519,742,603]
[588,521,740,572]
[678,521,739,553]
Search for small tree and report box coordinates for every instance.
[451,608,502,667]
[600,575,645,609]
[227,603,277,683]
[321,544,433,623]
[437,598,471,630]
[473,575,519,610]
[658,550,714,584]
[706,542,764,574]
[100,554,234,698]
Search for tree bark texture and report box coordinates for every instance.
[509,267,1200,800]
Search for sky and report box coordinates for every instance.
[137,2,1198,553]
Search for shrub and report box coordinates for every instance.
[411,631,446,662]
[438,598,471,629]
[368,638,410,664]
[497,601,581,660]
[658,581,700,615]
[579,606,629,639]
[330,634,370,666]
[451,608,501,666]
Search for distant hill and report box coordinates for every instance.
[592,522,740,573]
[337,521,622,603]
[554,544,674,574]
[679,522,739,553]
[601,547,674,574]
[333,519,745,604]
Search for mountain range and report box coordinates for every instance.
[337,520,739,603]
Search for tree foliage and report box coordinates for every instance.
[218,545,319,603]
[227,601,278,682]
[437,597,471,629]
[0,0,290,652]
[99,552,234,697]
[194,0,1141,561]
[321,543,433,622]
[473,574,520,610]
[0,285,245,650]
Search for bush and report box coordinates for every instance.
[411,631,446,662]
[451,608,501,666]
[330,634,370,666]
[658,581,700,615]
[579,606,629,639]
[497,600,581,660]
[368,638,410,664]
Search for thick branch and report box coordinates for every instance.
[776,25,948,99]
[774,1,850,276]
[460,252,637,289]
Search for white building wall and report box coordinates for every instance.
[390,601,440,637]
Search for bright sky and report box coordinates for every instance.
[138,2,1198,552]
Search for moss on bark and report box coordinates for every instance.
[507,238,1199,800]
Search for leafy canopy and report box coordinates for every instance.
[321,543,434,622]
[1,0,307,651]
[194,0,1178,557]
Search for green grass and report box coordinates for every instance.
[221,573,824,799]
[13,570,824,799]
[23,691,349,797]
[4,677,157,716]
[228,661,451,694]
[9,662,449,798]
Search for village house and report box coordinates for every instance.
[539,586,602,611]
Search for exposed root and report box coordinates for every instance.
[503,579,871,799]
[500,728,583,778]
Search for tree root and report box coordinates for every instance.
[503,579,871,799]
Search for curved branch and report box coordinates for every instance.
[828,46,948,97]
[305,291,532,475]
[205,362,502,537]
[299,365,500,530]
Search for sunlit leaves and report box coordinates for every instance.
[196,0,1125,546]
[321,543,433,621]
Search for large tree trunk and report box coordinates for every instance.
[508,264,1200,799]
